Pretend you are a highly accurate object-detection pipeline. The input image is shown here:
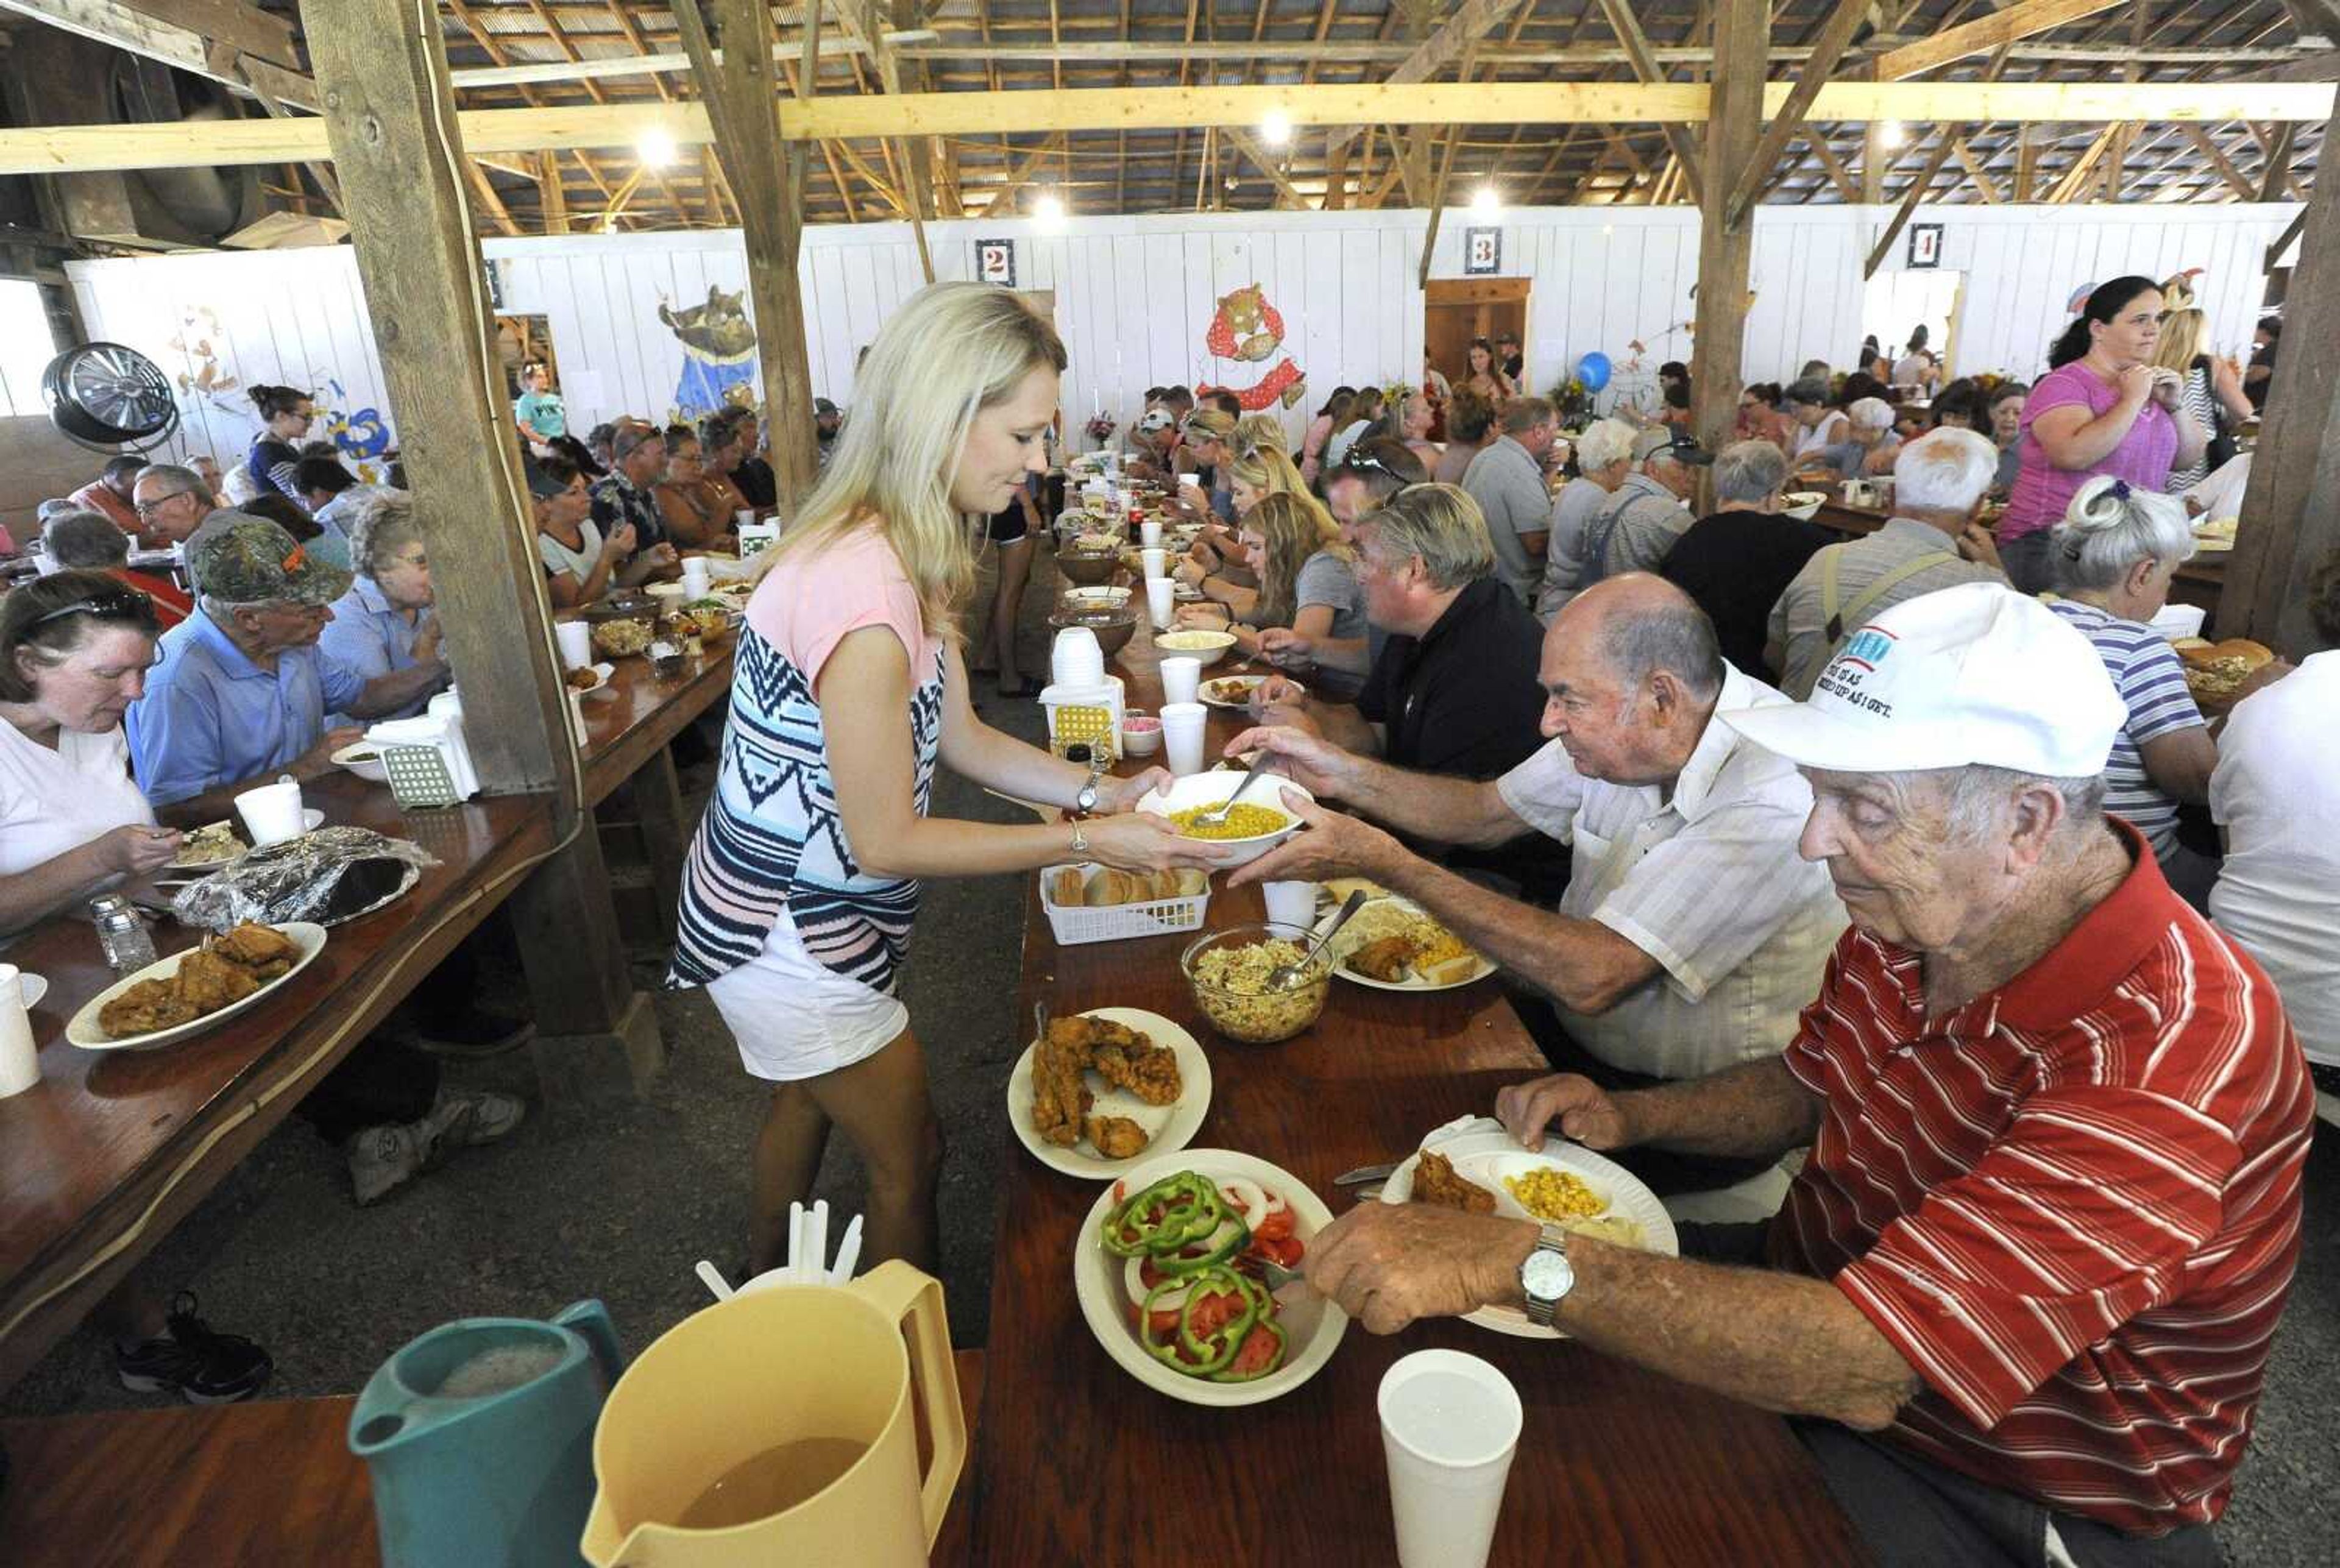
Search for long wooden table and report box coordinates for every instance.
[964,617,1867,1565]
[576,639,734,807]
[0,775,558,1394]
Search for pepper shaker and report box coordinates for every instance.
[88,895,158,975]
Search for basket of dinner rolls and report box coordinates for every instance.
[1040,862,1213,946]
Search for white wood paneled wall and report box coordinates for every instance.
[66,201,2299,469]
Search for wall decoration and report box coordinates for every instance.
[1464,227,1502,275]
[1907,223,1943,269]
[975,238,1017,288]
[318,377,393,479]
[659,284,760,419]
[1198,282,1308,411]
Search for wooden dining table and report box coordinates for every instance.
[0,773,558,1394]
[963,612,1868,1564]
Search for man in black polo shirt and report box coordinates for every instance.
[1658,438,1832,685]
[1255,482,1557,895]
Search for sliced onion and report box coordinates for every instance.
[1261,1184,1289,1216]
[1219,1177,1269,1218]
[1126,1254,1196,1313]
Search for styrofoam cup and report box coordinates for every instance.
[1159,656,1201,706]
[1051,626,1106,687]
[0,963,38,1099]
[1263,880,1320,930]
[233,779,307,848]
[1379,1350,1523,1568]
[1159,703,1207,776]
[1145,577,1177,631]
[1139,518,1163,549]
[1141,547,1168,581]
[555,620,593,671]
[680,558,712,598]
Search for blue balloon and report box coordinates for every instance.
[1576,352,1611,392]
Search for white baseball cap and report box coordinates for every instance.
[1723,583,2125,778]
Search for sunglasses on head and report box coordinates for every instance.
[30,587,152,628]
[1337,452,1400,481]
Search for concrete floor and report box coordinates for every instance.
[6,543,2336,1566]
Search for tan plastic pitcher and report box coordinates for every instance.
[580,1261,963,1567]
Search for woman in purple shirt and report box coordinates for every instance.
[1999,276,2207,594]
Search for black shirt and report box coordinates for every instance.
[731,456,778,509]
[1658,508,1834,684]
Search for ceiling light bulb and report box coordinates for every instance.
[1261,110,1292,148]
[1877,121,1906,151]
[1470,184,1500,216]
[1034,191,1066,230]
[637,129,677,168]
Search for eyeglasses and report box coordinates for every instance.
[30,587,152,627]
[133,491,191,517]
[1336,452,1402,481]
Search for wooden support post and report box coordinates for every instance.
[302,0,569,803]
[1225,127,1311,210]
[1693,0,1767,474]
[2257,120,2300,202]
[537,152,570,233]
[2177,124,2258,200]
[1417,126,1463,288]
[673,0,820,503]
[2228,107,2338,654]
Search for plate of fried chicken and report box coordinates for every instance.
[68,921,326,1052]
[1007,1007,1212,1179]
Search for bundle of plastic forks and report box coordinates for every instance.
[693,1199,865,1302]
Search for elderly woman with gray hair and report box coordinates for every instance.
[2043,475,2217,893]
[1535,417,1637,623]
[41,508,191,628]
[1800,397,1900,481]
[1659,440,1835,683]
[317,489,448,727]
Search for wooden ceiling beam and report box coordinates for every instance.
[1322,0,1528,159]
[1865,128,1961,275]
[2178,122,2261,200]
[1876,0,2125,80]
[1725,0,1873,227]
[1949,134,2005,202]
[1596,0,1706,204]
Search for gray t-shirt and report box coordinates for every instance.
[1294,549,1367,642]
[1461,436,1552,609]
[537,519,607,587]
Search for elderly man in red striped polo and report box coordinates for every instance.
[1303,583,2311,1567]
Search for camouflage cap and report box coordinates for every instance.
[188,512,353,607]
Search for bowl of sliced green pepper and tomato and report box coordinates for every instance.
[1072,1149,1348,1407]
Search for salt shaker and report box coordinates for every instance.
[88,895,158,974]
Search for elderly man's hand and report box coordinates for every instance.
[1227,790,1400,888]
[1956,520,2004,573]
[1304,1203,1537,1335]
[1257,628,1315,672]
[1221,723,1361,797]
[1495,1074,1630,1152]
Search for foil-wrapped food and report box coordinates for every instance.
[171,825,438,931]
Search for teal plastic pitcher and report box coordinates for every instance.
[351,1300,625,1568]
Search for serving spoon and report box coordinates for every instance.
[1268,888,1370,991]
[1185,750,1278,830]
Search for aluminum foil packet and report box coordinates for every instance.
[171,826,438,931]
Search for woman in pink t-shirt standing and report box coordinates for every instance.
[1999,276,2207,594]
[672,283,1225,1277]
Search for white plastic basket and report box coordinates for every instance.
[1040,863,1211,946]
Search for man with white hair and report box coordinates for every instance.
[1535,416,1636,622]
[1579,426,1707,584]
[1767,427,2005,699]
[1296,584,2310,1567]
[1660,438,1833,681]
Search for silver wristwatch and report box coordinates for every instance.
[1517,1222,1575,1328]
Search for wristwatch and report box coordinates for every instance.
[1517,1223,1575,1328]
[1068,744,1106,817]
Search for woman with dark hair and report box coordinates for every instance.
[1433,388,1498,484]
[43,509,190,629]
[653,425,745,548]
[1998,276,2207,594]
[1300,386,1356,484]
[1927,379,1988,432]
[2242,316,2280,412]
[1736,382,1795,453]
[243,385,316,502]
[1461,338,1515,403]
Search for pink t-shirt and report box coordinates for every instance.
[2001,360,2179,541]
[746,526,945,690]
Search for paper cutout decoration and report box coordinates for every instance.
[1199,282,1308,411]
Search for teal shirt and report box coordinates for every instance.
[516,389,566,439]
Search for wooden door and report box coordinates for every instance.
[1425,277,1530,392]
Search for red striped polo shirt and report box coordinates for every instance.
[1767,819,2312,1536]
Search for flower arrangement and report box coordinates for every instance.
[1550,377,1593,427]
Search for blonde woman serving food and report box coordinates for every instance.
[670,284,1225,1275]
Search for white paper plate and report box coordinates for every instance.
[14,972,46,1010]
[1073,1148,1347,1407]
[66,923,328,1052]
[1007,1008,1212,1178]
[1316,896,1496,993]
[1198,675,1303,711]
[169,822,243,870]
[1378,1117,1676,1339]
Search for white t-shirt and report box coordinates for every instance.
[2208,651,2340,1064]
[0,720,155,887]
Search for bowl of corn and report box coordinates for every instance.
[1135,772,1313,867]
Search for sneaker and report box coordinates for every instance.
[412,1009,534,1060]
[422,1086,526,1150]
[116,1293,272,1404]
[349,1121,427,1205]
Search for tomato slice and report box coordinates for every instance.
[1181,1288,1247,1341]
[1254,1208,1296,1243]
[1224,1323,1283,1378]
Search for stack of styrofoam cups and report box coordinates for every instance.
[680,556,712,599]
[1051,626,1106,689]
[1159,703,1207,776]
[1145,578,1177,631]
[1159,657,1202,706]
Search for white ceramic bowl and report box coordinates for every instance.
[331,742,389,783]
[1781,491,1826,521]
[1152,629,1238,668]
[1072,1148,1347,1407]
[1136,772,1313,867]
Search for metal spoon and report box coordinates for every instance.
[1268,887,1370,991]
[1187,750,1278,829]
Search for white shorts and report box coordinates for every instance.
[704,905,910,1082]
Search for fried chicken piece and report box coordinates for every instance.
[1346,935,1419,983]
[99,977,199,1038]
[171,949,260,1013]
[1411,1149,1497,1215]
[1030,1019,1097,1148]
[211,922,298,979]
[1083,1115,1151,1160]
[1090,1039,1182,1107]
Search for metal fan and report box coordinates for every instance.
[43,342,180,453]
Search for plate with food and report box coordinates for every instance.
[1135,772,1311,867]
[66,922,327,1052]
[1319,896,1494,992]
[1073,1149,1347,1407]
[1378,1117,1675,1339]
[331,742,389,783]
[169,820,244,870]
[1152,628,1238,667]
[563,661,619,698]
[2173,636,2274,708]
[1007,1007,1211,1177]
[1198,674,1302,711]
[2191,516,2238,552]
